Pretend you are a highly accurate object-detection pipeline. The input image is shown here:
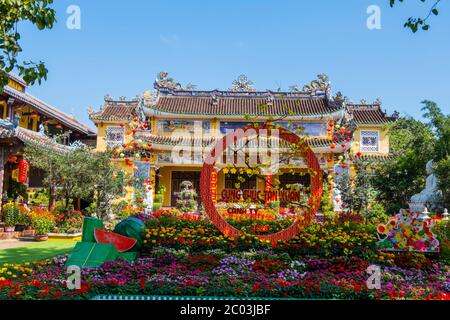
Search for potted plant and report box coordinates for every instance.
[2,202,20,232]
[16,207,32,232]
[31,210,55,241]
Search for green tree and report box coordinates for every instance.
[24,140,62,210]
[422,100,450,210]
[421,100,450,161]
[434,157,450,209]
[84,151,125,220]
[371,117,436,213]
[0,0,56,89]
[351,160,373,214]
[25,141,125,219]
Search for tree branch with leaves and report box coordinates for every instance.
[0,0,56,90]
[390,0,441,32]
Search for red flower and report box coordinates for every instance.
[139,278,146,289]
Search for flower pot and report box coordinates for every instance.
[5,226,15,233]
[34,234,49,242]
[15,224,26,232]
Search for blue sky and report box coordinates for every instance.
[17,0,450,129]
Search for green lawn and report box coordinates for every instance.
[0,240,76,264]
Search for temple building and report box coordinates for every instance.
[90,73,396,209]
[0,73,96,205]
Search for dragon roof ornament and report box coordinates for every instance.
[303,74,331,96]
[155,72,182,90]
[229,74,256,92]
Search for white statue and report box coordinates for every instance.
[332,186,344,212]
[409,161,442,213]
[144,187,154,216]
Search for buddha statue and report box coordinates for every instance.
[409,161,442,213]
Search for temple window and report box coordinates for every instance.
[360,130,380,152]
[277,122,327,136]
[219,121,327,136]
[157,120,211,134]
[220,121,263,134]
[106,126,125,148]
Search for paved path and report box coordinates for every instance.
[0,240,31,250]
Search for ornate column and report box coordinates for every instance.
[0,146,8,218]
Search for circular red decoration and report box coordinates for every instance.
[200,124,323,244]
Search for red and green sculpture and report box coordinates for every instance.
[66,217,145,268]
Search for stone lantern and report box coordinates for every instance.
[419,207,431,221]
[443,209,449,221]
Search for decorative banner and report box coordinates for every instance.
[211,167,217,204]
[265,174,273,206]
[377,209,440,252]
[200,124,323,244]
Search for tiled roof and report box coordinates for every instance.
[150,96,342,117]
[136,132,343,150]
[347,103,394,125]
[7,73,27,87]
[3,85,96,135]
[349,153,394,161]
[0,127,74,154]
[89,99,140,122]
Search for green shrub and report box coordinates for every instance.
[365,203,389,224]
[31,211,55,235]
[153,202,162,212]
[18,210,32,226]
[2,203,20,227]
[432,220,450,263]
[269,201,280,213]
[154,194,163,203]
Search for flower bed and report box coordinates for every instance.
[0,215,448,300]
[142,217,378,257]
[0,248,448,300]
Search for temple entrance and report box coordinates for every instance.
[278,172,310,206]
[170,171,201,207]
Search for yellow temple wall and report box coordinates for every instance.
[353,126,390,154]
[95,123,108,151]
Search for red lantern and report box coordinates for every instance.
[8,156,18,163]
[18,159,29,184]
